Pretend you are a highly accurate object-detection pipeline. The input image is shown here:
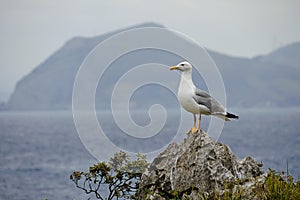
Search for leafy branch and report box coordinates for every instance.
[70,151,148,200]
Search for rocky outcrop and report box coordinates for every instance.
[138,130,263,199]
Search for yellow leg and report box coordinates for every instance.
[197,114,201,131]
[191,114,199,134]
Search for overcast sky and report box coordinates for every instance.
[1,0,300,101]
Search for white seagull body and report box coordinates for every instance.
[170,61,238,134]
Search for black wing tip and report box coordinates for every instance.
[226,112,239,119]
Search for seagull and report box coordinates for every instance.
[170,61,238,134]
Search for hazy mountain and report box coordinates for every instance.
[256,42,300,70]
[209,49,300,107]
[4,23,300,110]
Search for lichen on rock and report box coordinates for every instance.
[137,130,263,199]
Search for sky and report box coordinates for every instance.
[1,0,300,101]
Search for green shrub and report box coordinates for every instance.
[256,170,300,200]
[70,151,148,200]
[197,170,300,200]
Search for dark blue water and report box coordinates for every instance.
[219,108,300,177]
[0,108,299,200]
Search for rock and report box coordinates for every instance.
[137,130,263,199]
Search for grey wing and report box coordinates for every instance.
[193,88,226,114]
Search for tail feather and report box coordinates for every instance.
[226,112,239,119]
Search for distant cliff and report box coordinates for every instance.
[137,131,264,199]
[5,22,300,110]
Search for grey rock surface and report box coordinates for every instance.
[138,130,263,199]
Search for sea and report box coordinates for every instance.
[0,108,299,200]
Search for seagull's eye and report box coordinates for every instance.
[180,64,184,66]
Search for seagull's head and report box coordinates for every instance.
[169,61,192,72]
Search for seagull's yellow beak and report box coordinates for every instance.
[169,66,179,70]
